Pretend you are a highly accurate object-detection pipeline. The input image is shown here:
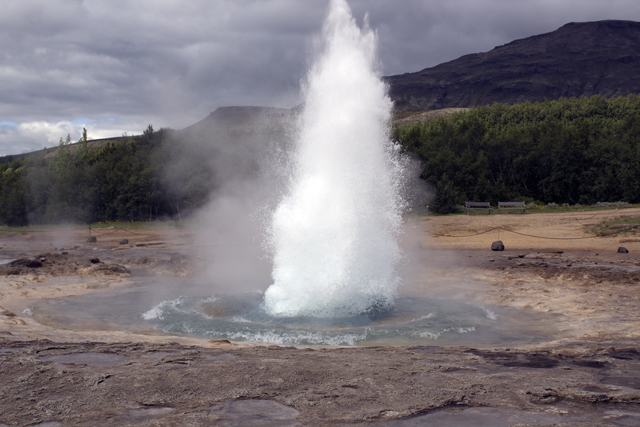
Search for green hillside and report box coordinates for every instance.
[393,94,640,213]
[0,107,294,226]
[2,96,640,225]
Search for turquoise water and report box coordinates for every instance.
[29,278,550,347]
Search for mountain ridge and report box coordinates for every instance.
[385,20,640,110]
[4,20,640,160]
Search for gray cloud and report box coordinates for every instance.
[1,0,639,154]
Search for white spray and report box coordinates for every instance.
[264,0,404,318]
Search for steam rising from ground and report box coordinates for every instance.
[190,107,296,294]
[264,0,404,318]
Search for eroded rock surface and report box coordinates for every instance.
[0,253,130,277]
[1,217,640,426]
[1,341,639,426]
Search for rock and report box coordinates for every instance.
[10,259,42,268]
[618,247,629,253]
[491,241,505,251]
[90,258,101,264]
[87,264,131,276]
[135,241,165,247]
[119,238,129,245]
[86,236,97,243]
[0,307,17,317]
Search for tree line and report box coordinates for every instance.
[2,94,640,225]
[393,94,640,213]
[0,125,213,226]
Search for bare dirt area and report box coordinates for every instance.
[413,209,640,343]
[420,207,640,251]
[1,212,640,426]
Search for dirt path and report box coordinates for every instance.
[419,207,640,251]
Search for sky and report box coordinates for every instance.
[1,0,640,155]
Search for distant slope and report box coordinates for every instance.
[0,105,476,163]
[391,108,469,126]
[182,106,295,134]
[0,107,296,163]
[386,20,640,110]
[5,20,640,160]
[0,135,131,165]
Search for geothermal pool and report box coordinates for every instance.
[23,0,548,349]
[24,0,509,351]
[28,276,553,347]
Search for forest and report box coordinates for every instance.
[1,94,640,225]
[393,94,640,213]
[0,125,213,226]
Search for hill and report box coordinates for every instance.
[0,106,300,225]
[392,94,640,213]
[386,20,640,110]
[0,135,131,165]
[0,106,294,165]
[0,105,458,166]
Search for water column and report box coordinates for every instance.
[264,0,404,318]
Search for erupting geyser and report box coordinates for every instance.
[264,0,405,318]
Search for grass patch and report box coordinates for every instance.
[526,204,640,214]
[588,215,640,237]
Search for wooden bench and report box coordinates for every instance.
[498,201,526,214]
[465,201,492,214]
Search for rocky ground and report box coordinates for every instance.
[0,212,639,426]
[1,339,639,426]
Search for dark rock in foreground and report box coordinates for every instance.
[0,253,129,277]
[491,241,505,251]
[9,259,42,268]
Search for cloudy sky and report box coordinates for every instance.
[1,0,639,155]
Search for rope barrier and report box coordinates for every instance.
[425,227,503,238]
[426,226,627,240]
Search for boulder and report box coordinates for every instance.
[90,258,101,264]
[86,236,97,243]
[491,241,505,251]
[10,259,42,268]
[88,264,131,276]
[0,307,16,317]
[135,241,165,247]
[119,238,129,245]
[618,247,630,253]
